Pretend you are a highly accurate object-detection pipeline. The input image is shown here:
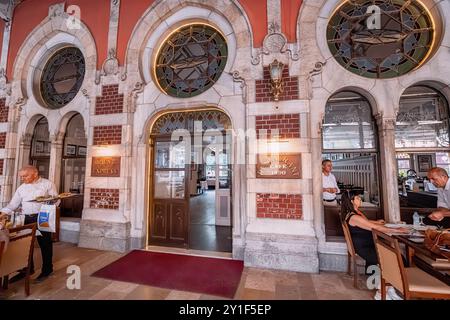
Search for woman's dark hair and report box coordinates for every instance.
[340,190,359,223]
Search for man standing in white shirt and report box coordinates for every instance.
[0,165,58,283]
[322,159,340,206]
[427,167,450,226]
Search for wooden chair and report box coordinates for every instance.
[372,229,450,300]
[0,223,37,296]
[341,221,366,288]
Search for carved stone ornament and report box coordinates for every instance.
[306,61,326,99]
[102,48,119,76]
[13,97,27,122]
[0,68,7,89]
[252,22,300,65]
[48,3,65,19]
[229,70,247,103]
[128,81,144,113]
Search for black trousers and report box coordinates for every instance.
[24,214,53,274]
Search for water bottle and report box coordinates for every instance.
[413,211,420,226]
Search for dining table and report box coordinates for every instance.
[392,230,450,286]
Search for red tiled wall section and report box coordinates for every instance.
[90,188,119,209]
[0,159,3,175]
[0,132,6,148]
[256,114,300,139]
[255,65,299,102]
[0,98,8,122]
[95,84,124,115]
[93,126,122,145]
[256,193,302,219]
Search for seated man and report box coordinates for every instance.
[322,159,340,206]
[426,167,450,227]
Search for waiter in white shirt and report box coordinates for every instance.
[322,159,340,206]
[426,167,450,227]
[0,165,58,283]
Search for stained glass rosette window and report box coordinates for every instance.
[40,47,85,109]
[327,0,434,79]
[155,24,228,98]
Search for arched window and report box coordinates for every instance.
[396,86,450,184]
[322,91,380,217]
[323,91,376,150]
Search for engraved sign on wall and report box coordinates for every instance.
[256,153,301,179]
[91,157,121,177]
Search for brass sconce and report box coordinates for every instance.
[269,59,284,101]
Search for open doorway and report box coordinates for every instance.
[148,110,232,253]
[59,113,86,218]
[30,117,50,179]
[188,140,232,252]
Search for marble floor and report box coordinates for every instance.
[189,190,232,252]
[1,242,375,300]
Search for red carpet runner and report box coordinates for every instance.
[92,250,244,298]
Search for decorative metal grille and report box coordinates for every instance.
[327,0,434,79]
[155,24,228,98]
[40,47,85,109]
[152,110,231,135]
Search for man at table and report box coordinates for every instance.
[322,159,340,206]
[426,167,450,226]
[0,165,58,283]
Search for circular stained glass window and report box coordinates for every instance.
[40,47,85,109]
[155,24,228,98]
[327,0,435,79]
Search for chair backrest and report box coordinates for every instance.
[0,241,5,268]
[372,229,408,295]
[0,223,36,277]
[341,221,357,257]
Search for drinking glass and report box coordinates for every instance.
[419,215,425,226]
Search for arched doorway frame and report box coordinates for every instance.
[143,106,239,254]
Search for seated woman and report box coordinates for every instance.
[340,190,409,272]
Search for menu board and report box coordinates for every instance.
[256,153,301,179]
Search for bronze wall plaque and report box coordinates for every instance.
[91,157,121,177]
[256,153,301,179]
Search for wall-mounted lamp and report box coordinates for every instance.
[269,59,284,102]
[95,145,116,157]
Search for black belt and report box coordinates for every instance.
[323,199,336,202]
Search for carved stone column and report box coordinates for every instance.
[376,114,400,223]
[48,132,65,192]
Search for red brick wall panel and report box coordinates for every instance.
[256,193,302,219]
[95,84,124,115]
[0,132,6,148]
[93,125,122,145]
[90,188,119,209]
[0,98,8,122]
[255,65,299,102]
[0,159,4,175]
[255,113,300,139]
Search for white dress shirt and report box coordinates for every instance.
[1,177,58,215]
[437,178,450,209]
[323,173,340,200]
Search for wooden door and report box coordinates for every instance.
[149,139,189,247]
